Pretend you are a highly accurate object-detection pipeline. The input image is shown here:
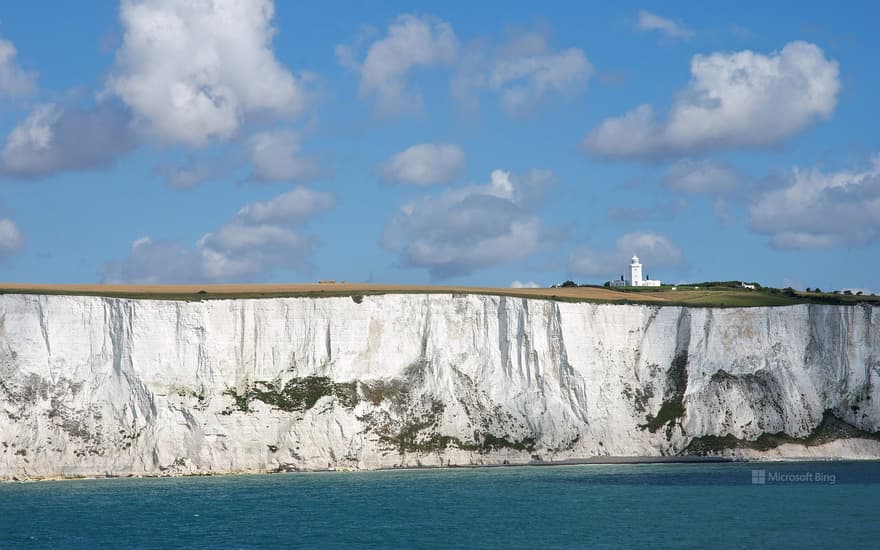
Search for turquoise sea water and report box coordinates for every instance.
[2,461,879,549]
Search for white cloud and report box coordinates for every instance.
[664,159,739,194]
[0,218,24,260]
[196,223,312,281]
[337,14,458,117]
[106,0,309,146]
[510,280,540,289]
[453,30,592,117]
[0,35,36,97]
[102,186,335,283]
[0,103,135,179]
[235,185,335,225]
[569,232,683,279]
[248,130,320,183]
[635,10,694,40]
[383,169,555,279]
[583,41,839,159]
[380,143,466,185]
[749,156,880,249]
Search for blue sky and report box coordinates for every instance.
[0,1,877,290]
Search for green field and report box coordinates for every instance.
[601,283,878,307]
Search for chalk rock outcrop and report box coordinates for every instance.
[1,293,879,479]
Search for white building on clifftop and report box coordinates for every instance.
[610,255,661,287]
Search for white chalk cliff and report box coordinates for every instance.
[2,293,879,479]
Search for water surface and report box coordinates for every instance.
[1,461,877,548]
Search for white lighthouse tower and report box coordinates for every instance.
[610,254,661,287]
[629,255,643,286]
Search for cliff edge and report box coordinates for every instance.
[2,293,879,479]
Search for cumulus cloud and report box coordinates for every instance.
[337,14,458,117]
[664,159,739,194]
[0,218,24,260]
[569,232,683,279]
[453,30,592,117]
[379,143,466,185]
[635,10,694,40]
[235,185,335,225]
[0,34,36,97]
[510,280,540,289]
[156,131,314,190]
[248,130,320,183]
[102,186,335,283]
[0,103,136,179]
[106,0,309,146]
[196,223,313,281]
[383,168,555,279]
[583,41,839,160]
[749,156,880,249]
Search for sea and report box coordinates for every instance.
[1,461,879,549]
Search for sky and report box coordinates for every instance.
[0,0,877,291]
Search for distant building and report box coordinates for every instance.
[610,255,661,287]
[741,282,756,290]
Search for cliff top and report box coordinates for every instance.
[0,282,876,308]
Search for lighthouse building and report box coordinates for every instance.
[610,255,661,287]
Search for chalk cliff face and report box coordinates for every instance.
[1,293,879,479]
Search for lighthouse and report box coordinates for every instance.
[609,255,662,287]
[630,255,643,286]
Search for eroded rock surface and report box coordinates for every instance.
[2,293,879,479]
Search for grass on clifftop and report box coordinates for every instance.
[0,281,877,308]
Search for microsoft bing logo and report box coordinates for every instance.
[750,468,836,485]
[752,469,766,484]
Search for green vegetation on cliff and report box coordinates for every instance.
[684,410,880,454]
[222,376,357,414]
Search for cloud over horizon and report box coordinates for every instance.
[569,232,684,280]
[102,186,335,283]
[749,156,880,249]
[383,168,555,279]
